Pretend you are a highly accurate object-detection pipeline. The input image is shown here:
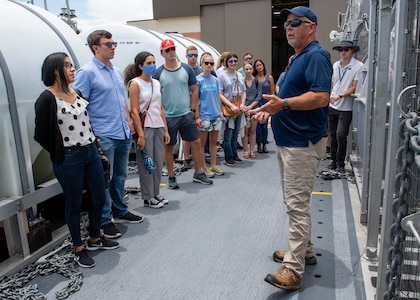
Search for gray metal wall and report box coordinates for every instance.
[201,0,272,74]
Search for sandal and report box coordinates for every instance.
[250,152,256,158]
[243,152,249,159]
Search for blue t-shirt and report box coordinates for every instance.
[273,41,332,147]
[73,57,131,140]
[153,62,196,118]
[196,74,221,120]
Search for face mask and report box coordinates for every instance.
[143,64,156,76]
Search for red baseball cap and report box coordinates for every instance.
[161,39,175,51]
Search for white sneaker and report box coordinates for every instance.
[205,167,215,178]
[155,195,169,205]
[144,198,164,209]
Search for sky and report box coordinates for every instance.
[20,0,154,30]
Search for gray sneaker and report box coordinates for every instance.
[168,176,179,189]
[193,172,213,185]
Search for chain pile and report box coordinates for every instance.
[0,213,90,299]
[384,112,419,299]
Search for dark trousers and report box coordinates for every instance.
[328,107,353,167]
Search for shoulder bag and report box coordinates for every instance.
[221,72,242,118]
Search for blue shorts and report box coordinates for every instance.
[166,113,200,145]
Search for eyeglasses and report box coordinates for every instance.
[187,53,198,57]
[283,19,313,30]
[338,48,351,52]
[164,47,176,53]
[100,41,118,48]
[64,62,75,69]
[244,57,252,61]
[228,59,238,64]
[203,61,214,66]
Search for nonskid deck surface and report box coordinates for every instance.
[30,139,366,300]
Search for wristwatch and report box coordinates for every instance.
[283,98,290,111]
[191,108,196,113]
[339,94,343,98]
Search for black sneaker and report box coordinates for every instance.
[75,248,95,268]
[327,162,337,170]
[101,222,122,239]
[225,160,235,167]
[144,198,164,209]
[87,237,120,251]
[168,176,179,189]
[233,157,243,164]
[154,195,169,205]
[114,211,144,224]
[192,172,213,185]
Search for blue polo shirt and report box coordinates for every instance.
[74,58,130,140]
[273,41,332,147]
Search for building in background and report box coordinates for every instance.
[129,0,346,81]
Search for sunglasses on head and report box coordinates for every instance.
[283,19,312,30]
[338,48,351,52]
[203,61,214,66]
[164,46,176,53]
[187,53,198,57]
[100,42,118,48]
[228,59,238,64]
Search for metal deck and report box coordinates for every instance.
[28,140,369,299]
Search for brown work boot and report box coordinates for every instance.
[264,266,301,290]
[272,250,317,265]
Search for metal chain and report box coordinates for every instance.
[0,213,90,299]
[384,112,419,299]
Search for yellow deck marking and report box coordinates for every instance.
[312,191,332,195]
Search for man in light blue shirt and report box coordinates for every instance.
[74,30,144,240]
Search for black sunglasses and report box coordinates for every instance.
[100,42,118,48]
[203,61,214,66]
[338,48,351,52]
[164,47,176,53]
[283,19,312,30]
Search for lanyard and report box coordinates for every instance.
[338,66,348,82]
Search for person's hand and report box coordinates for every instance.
[330,95,340,104]
[137,135,145,150]
[252,111,270,123]
[164,132,170,145]
[195,117,202,127]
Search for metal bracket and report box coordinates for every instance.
[401,211,420,247]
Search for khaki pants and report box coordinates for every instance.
[277,137,327,276]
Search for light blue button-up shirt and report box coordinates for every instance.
[74,57,130,140]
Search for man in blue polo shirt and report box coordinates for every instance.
[252,6,332,290]
[74,30,144,240]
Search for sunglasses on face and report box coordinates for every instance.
[283,19,312,30]
[100,42,118,48]
[338,48,351,52]
[203,61,214,66]
[228,59,238,64]
[64,62,75,69]
[164,47,176,53]
[244,57,252,61]
[187,53,198,57]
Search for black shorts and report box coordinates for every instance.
[166,113,200,145]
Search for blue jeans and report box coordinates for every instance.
[256,121,268,144]
[328,108,352,166]
[223,116,242,161]
[97,136,131,225]
[53,143,105,247]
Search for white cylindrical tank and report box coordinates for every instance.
[78,24,220,74]
[0,0,91,199]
